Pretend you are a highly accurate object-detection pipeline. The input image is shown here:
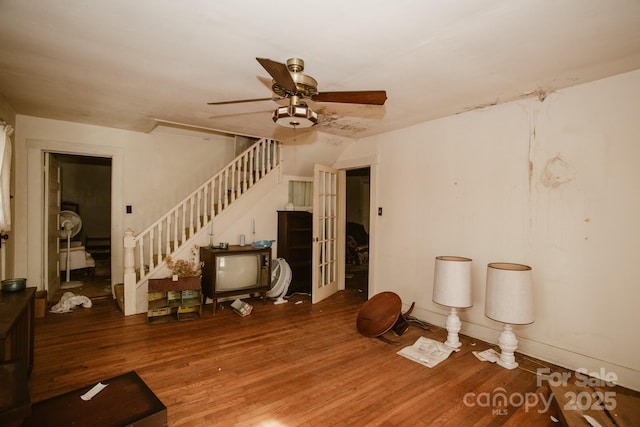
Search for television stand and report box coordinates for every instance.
[200,245,272,314]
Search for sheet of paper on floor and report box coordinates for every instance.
[397,337,455,368]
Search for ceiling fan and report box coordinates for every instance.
[207,57,387,129]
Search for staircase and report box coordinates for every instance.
[122,138,281,315]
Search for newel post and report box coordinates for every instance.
[123,229,137,316]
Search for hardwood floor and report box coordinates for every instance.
[28,290,625,426]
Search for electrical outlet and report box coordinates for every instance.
[378,207,383,216]
[126,205,132,214]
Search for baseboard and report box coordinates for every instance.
[408,305,640,391]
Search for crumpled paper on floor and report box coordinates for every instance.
[472,348,501,363]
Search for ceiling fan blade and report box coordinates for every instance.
[207,97,281,105]
[312,90,387,105]
[256,57,297,93]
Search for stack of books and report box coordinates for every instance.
[230,299,253,317]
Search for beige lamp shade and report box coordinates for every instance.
[485,262,534,325]
[433,256,473,308]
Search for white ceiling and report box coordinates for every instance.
[1,0,639,141]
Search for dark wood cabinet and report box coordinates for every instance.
[0,287,35,375]
[277,211,312,295]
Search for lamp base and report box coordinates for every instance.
[496,358,518,370]
[443,308,462,349]
[496,323,519,369]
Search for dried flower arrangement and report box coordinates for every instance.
[165,245,203,278]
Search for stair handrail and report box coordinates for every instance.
[124,138,280,288]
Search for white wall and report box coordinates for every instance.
[13,116,236,288]
[337,70,640,390]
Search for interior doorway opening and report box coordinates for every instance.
[345,167,370,298]
[50,153,112,302]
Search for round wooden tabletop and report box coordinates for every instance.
[356,291,402,337]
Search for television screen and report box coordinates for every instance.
[216,254,261,291]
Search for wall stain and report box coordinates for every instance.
[457,88,554,115]
[541,155,574,188]
[317,115,367,133]
[459,99,499,113]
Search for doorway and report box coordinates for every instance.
[50,153,112,302]
[345,167,370,298]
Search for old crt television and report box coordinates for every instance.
[200,246,271,302]
[217,253,261,291]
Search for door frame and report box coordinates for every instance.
[26,139,124,295]
[43,153,61,297]
[333,155,378,299]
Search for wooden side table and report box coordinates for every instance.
[147,277,202,324]
[27,371,167,426]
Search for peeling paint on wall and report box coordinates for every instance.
[459,99,499,113]
[541,155,575,188]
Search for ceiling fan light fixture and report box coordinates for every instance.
[208,57,387,130]
[273,103,318,128]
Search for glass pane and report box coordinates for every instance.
[288,180,313,207]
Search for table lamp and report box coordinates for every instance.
[432,256,472,349]
[484,262,534,369]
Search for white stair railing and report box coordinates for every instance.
[124,138,280,296]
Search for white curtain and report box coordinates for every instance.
[0,124,12,232]
[288,180,313,207]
